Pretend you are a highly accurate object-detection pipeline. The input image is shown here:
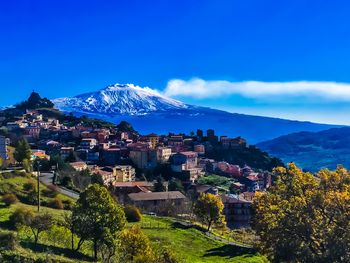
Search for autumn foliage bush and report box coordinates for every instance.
[48,198,64,209]
[2,193,18,206]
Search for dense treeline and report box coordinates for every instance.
[253,163,350,262]
[206,145,284,171]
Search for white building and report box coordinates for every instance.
[157,147,172,163]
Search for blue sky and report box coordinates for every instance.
[1,0,350,124]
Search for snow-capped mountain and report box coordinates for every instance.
[53,84,188,115]
[53,83,341,143]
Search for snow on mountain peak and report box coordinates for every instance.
[53,83,188,115]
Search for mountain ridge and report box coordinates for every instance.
[53,83,342,143]
[257,127,350,171]
[53,83,188,115]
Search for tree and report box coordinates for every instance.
[194,193,225,231]
[168,178,184,192]
[17,91,54,109]
[154,176,166,192]
[14,139,31,164]
[116,121,135,132]
[253,163,350,263]
[119,225,154,262]
[91,173,104,185]
[98,229,119,263]
[63,212,75,251]
[72,184,126,260]
[10,209,53,246]
[28,213,53,245]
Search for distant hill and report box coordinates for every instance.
[257,127,350,171]
[53,83,340,143]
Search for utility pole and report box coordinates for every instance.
[36,159,40,212]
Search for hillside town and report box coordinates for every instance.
[0,101,275,229]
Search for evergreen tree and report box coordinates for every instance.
[14,139,32,164]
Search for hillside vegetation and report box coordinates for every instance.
[257,127,350,171]
[0,171,266,262]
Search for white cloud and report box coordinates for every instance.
[163,78,350,101]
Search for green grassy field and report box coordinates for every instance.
[131,216,266,263]
[0,172,267,262]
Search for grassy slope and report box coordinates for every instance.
[132,216,266,263]
[0,173,267,262]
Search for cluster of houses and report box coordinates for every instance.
[0,109,273,228]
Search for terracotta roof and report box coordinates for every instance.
[128,191,186,201]
[246,175,259,181]
[32,152,48,158]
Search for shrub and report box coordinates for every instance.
[0,232,18,250]
[2,171,15,179]
[61,176,74,189]
[23,180,36,192]
[48,198,64,209]
[14,170,29,177]
[20,189,38,205]
[2,193,18,206]
[124,205,142,222]
[42,188,58,198]
[0,182,16,195]
[62,199,74,210]
[9,207,34,229]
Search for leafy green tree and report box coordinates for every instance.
[14,139,31,164]
[11,208,53,246]
[72,184,126,260]
[63,212,75,251]
[194,193,225,231]
[253,163,350,263]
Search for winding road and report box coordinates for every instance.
[40,172,79,199]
